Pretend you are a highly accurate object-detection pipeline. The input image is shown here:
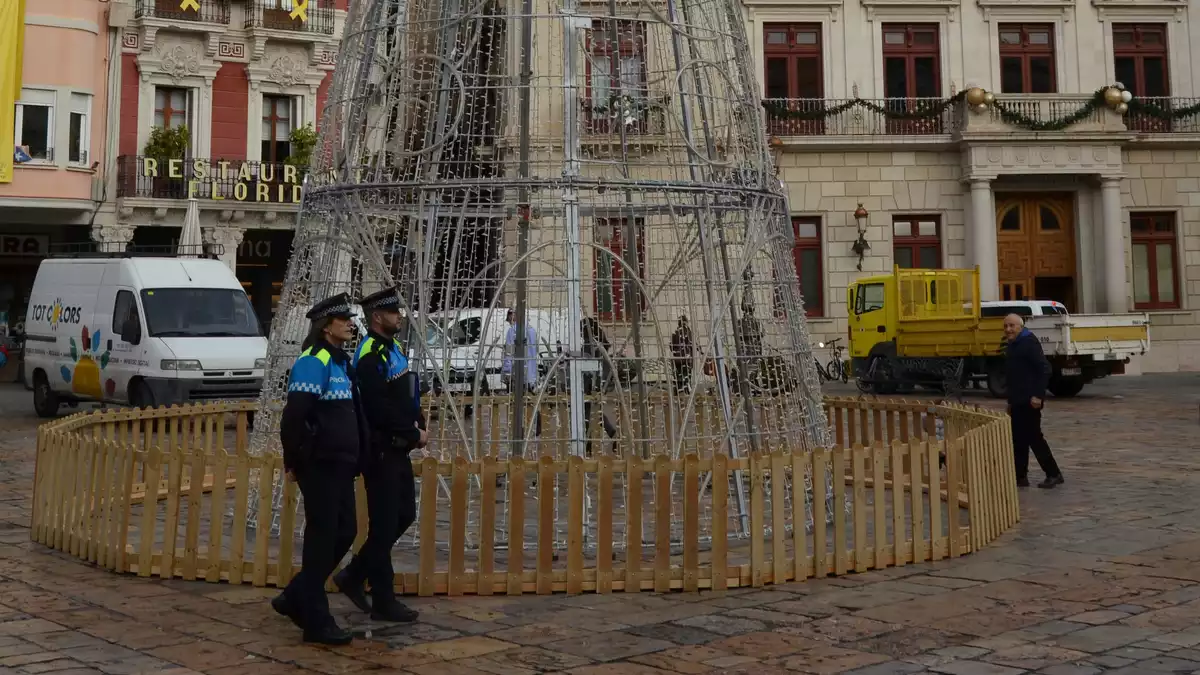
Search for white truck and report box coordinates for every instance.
[424,307,603,395]
[979,300,1151,397]
[24,255,267,416]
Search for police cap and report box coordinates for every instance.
[359,286,404,313]
[305,292,355,321]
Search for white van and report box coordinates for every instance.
[24,256,268,417]
[426,307,599,394]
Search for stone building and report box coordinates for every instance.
[750,0,1200,373]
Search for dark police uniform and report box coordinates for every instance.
[333,287,423,622]
[272,293,365,645]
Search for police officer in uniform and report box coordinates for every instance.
[271,293,366,645]
[333,286,426,622]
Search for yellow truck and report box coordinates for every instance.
[846,267,1151,398]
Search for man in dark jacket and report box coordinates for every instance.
[272,292,365,645]
[1003,314,1064,489]
[333,286,426,623]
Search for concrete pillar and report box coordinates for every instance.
[968,178,999,301]
[203,226,244,271]
[1100,177,1128,314]
[90,224,136,253]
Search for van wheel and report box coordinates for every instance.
[986,366,1007,399]
[1048,376,1085,398]
[129,381,155,409]
[33,372,60,418]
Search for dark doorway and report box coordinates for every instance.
[1034,276,1075,312]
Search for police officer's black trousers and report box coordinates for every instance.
[285,461,357,629]
[342,449,416,603]
[1010,404,1061,480]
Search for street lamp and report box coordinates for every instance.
[852,203,870,271]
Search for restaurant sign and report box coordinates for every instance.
[141,158,303,203]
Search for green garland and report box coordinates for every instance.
[989,88,1106,131]
[1127,96,1200,120]
[762,86,1200,132]
[762,90,965,122]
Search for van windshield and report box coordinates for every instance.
[140,288,261,338]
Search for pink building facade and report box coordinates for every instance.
[0,0,122,341]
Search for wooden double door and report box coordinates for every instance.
[995,193,1077,310]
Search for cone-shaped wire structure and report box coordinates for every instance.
[248,0,833,551]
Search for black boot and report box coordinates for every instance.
[1016,476,1030,488]
[371,598,419,623]
[303,620,354,646]
[271,592,304,630]
[333,569,372,614]
[1038,474,1064,489]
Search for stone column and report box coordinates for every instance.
[91,224,137,253]
[203,227,244,271]
[968,178,999,301]
[1100,176,1128,313]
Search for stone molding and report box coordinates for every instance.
[961,143,1125,178]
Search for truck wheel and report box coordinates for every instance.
[129,381,155,409]
[1048,377,1085,398]
[986,367,1008,399]
[33,371,60,418]
[861,355,898,395]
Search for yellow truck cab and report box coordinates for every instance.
[847,267,1150,398]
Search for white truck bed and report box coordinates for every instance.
[1027,312,1151,360]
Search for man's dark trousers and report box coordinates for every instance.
[1010,403,1060,480]
[285,462,357,629]
[341,448,416,602]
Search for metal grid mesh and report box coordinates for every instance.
[246,0,837,554]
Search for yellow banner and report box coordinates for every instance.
[0,0,27,184]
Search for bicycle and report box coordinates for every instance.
[815,338,849,384]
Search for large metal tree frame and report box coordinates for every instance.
[246,0,835,554]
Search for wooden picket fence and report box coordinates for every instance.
[30,396,1019,595]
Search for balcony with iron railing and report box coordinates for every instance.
[134,0,231,24]
[115,155,306,206]
[579,95,670,150]
[763,98,958,140]
[1125,97,1200,135]
[245,0,336,36]
[759,92,1200,146]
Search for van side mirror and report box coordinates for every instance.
[120,318,141,345]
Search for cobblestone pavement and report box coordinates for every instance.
[1,376,1200,675]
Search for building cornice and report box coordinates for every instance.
[1091,0,1187,21]
[861,0,959,22]
[976,0,1075,22]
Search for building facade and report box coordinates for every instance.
[108,0,346,328]
[752,0,1200,373]
[3,0,347,338]
[0,0,115,347]
[7,0,1198,377]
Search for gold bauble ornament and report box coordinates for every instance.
[1104,87,1123,106]
[1116,103,1128,114]
[982,92,995,105]
[965,87,986,106]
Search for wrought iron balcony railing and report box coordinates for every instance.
[245,0,336,35]
[135,0,231,24]
[580,95,669,137]
[1125,97,1200,134]
[764,97,956,137]
[116,155,306,205]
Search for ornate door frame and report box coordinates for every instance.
[995,193,1076,303]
